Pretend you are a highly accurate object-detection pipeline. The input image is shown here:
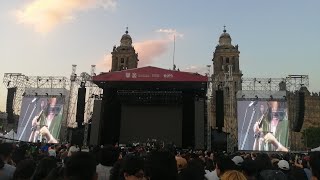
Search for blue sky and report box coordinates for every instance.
[0,0,320,111]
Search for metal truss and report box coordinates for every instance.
[241,77,286,91]
[241,75,309,92]
[3,73,69,119]
[83,65,103,147]
[286,75,309,92]
[3,65,102,145]
[63,65,102,145]
[3,73,27,119]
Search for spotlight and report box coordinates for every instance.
[60,93,63,97]
[45,93,49,96]
[255,95,258,99]
[242,94,245,98]
[35,93,38,96]
[268,79,271,83]
[270,95,273,99]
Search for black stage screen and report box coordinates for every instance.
[120,104,183,147]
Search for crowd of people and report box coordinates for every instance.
[0,140,319,180]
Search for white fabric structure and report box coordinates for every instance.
[311,146,320,151]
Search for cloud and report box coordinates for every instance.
[156,28,184,40]
[96,29,184,71]
[182,65,209,75]
[96,54,112,72]
[134,39,170,66]
[14,0,117,33]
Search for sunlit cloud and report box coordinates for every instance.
[14,0,117,33]
[96,54,112,72]
[133,39,170,66]
[156,28,184,39]
[182,65,208,75]
[97,28,184,71]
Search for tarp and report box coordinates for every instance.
[311,146,320,151]
[3,129,17,140]
[93,66,208,82]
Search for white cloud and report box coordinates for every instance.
[14,0,117,33]
[156,28,184,40]
[182,65,209,75]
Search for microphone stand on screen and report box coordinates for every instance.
[240,101,257,150]
[20,97,38,131]
[18,98,38,141]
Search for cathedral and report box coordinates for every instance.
[109,27,320,151]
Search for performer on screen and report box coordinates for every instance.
[253,101,289,151]
[29,98,63,143]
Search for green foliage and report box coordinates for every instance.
[302,127,320,148]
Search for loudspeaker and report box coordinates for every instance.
[71,127,84,146]
[76,87,86,127]
[89,100,103,145]
[6,87,16,124]
[292,92,305,132]
[215,90,224,131]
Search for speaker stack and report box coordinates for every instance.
[6,87,16,124]
[292,91,305,132]
[76,86,86,128]
[215,90,224,132]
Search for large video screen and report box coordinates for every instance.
[17,96,65,143]
[237,100,289,151]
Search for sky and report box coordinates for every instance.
[0,0,320,111]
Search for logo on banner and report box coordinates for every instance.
[125,73,131,78]
[132,73,137,78]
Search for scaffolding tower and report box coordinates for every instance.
[2,65,102,144]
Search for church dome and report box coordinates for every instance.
[120,28,132,46]
[219,28,232,46]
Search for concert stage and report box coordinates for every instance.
[91,66,208,149]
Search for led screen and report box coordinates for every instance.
[237,100,289,151]
[17,96,65,143]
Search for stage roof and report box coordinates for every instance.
[93,66,208,82]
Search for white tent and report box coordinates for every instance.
[3,129,17,141]
[311,146,320,151]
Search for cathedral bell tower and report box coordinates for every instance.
[213,27,242,89]
[111,28,139,72]
[211,27,243,152]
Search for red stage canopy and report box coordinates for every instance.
[93,66,208,82]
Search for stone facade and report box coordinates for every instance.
[211,28,243,152]
[111,29,139,72]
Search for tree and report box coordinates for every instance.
[302,127,320,148]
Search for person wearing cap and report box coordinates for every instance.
[278,160,290,172]
[232,156,244,166]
